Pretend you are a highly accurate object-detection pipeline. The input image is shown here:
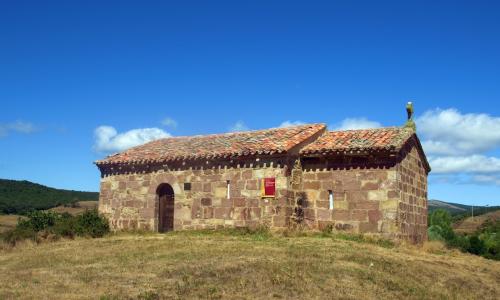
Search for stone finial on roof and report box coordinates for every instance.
[405,101,416,131]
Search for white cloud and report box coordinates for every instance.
[414,108,500,187]
[472,174,500,186]
[429,155,500,174]
[417,108,500,156]
[94,126,171,153]
[278,121,306,128]
[333,118,382,130]
[161,117,178,128]
[229,121,249,132]
[0,120,38,137]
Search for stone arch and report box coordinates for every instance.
[157,183,175,232]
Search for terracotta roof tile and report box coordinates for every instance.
[300,127,415,154]
[96,124,326,165]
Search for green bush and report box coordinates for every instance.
[17,210,59,231]
[427,225,445,241]
[1,209,110,246]
[468,236,486,255]
[75,209,110,238]
[52,212,78,238]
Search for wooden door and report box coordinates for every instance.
[158,184,174,232]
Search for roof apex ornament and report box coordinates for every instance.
[405,101,416,131]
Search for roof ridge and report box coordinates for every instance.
[155,123,326,140]
[328,126,403,133]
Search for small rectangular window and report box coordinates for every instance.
[329,190,334,210]
[226,180,231,199]
[184,182,191,191]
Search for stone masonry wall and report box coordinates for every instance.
[299,161,400,237]
[396,145,428,243]
[99,159,291,231]
[98,147,428,243]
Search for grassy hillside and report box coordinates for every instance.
[429,199,500,217]
[0,231,499,299]
[0,179,98,214]
[454,210,500,234]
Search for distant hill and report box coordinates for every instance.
[0,179,98,214]
[453,210,500,234]
[429,199,500,218]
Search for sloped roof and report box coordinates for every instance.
[300,126,431,172]
[300,127,415,154]
[95,124,326,165]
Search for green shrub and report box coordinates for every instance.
[75,209,110,238]
[52,212,78,238]
[468,236,486,255]
[1,209,110,245]
[17,210,59,231]
[427,225,445,241]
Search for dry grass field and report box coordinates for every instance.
[0,215,22,233]
[454,210,500,234]
[0,230,499,300]
[48,200,98,215]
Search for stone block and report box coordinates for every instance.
[303,181,320,189]
[203,207,214,219]
[387,190,399,199]
[242,170,253,180]
[317,172,332,180]
[359,222,378,233]
[316,209,332,220]
[361,180,380,190]
[368,190,387,201]
[234,207,250,220]
[176,207,191,221]
[368,210,382,223]
[276,177,287,189]
[246,179,259,190]
[316,200,329,209]
[233,197,246,207]
[251,207,262,219]
[191,182,203,192]
[305,190,319,202]
[304,208,316,220]
[349,201,379,210]
[347,191,368,202]
[272,216,287,227]
[215,187,227,198]
[139,208,155,219]
[332,208,351,221]
[214,207,233,219]
[351,210,368,221]
[121,207,139,217]
[201,198,212,206]
[119,181,126,190]
[334,200,348,210]
[203,183,212,192]
[247,198,259,207]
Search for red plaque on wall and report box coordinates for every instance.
[261,178,276,198]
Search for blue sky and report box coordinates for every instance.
[1,1,499,205]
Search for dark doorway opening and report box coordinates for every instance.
[157,183,174,232]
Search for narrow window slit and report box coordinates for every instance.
[328,190,334,210]
[227,180,231,199]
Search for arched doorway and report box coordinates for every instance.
[157,183,174,232]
